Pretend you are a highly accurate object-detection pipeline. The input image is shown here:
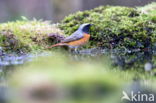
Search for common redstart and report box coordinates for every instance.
[48,23,92,50]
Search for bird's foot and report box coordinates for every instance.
[69,49,80,54]
[73,50,80,54]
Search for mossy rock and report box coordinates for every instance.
[59,5,156,49]
[0,19,64,53]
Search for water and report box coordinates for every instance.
[0,48,156,103]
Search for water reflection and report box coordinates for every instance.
[74,48,156,72]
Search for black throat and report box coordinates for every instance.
[82,25,91,34]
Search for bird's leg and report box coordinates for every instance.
[68,48,73,53]
[74,47,79,54]
[68,47,79,54]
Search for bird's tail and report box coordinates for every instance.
[47,43,67,49]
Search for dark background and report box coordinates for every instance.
[0,0,155,23]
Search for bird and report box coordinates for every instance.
[48,23,92,51]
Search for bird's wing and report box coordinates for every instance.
[61,31,84,43]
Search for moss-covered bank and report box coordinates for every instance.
[59,4,156,49]
[1,3,156,53]
[0,19,64,53]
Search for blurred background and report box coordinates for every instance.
[0,0,155,23]
[0,1,156,103]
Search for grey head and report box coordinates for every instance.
[61,23,92,43]
[78,23,92,34]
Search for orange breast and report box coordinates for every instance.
[67,34,90,46]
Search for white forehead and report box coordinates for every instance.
[79,23,90,29]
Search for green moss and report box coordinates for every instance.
[138,2,156,22]
[138,2,156,14]
[1,4,156,53]
[0,19,64,53]
[59,5,156,49]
